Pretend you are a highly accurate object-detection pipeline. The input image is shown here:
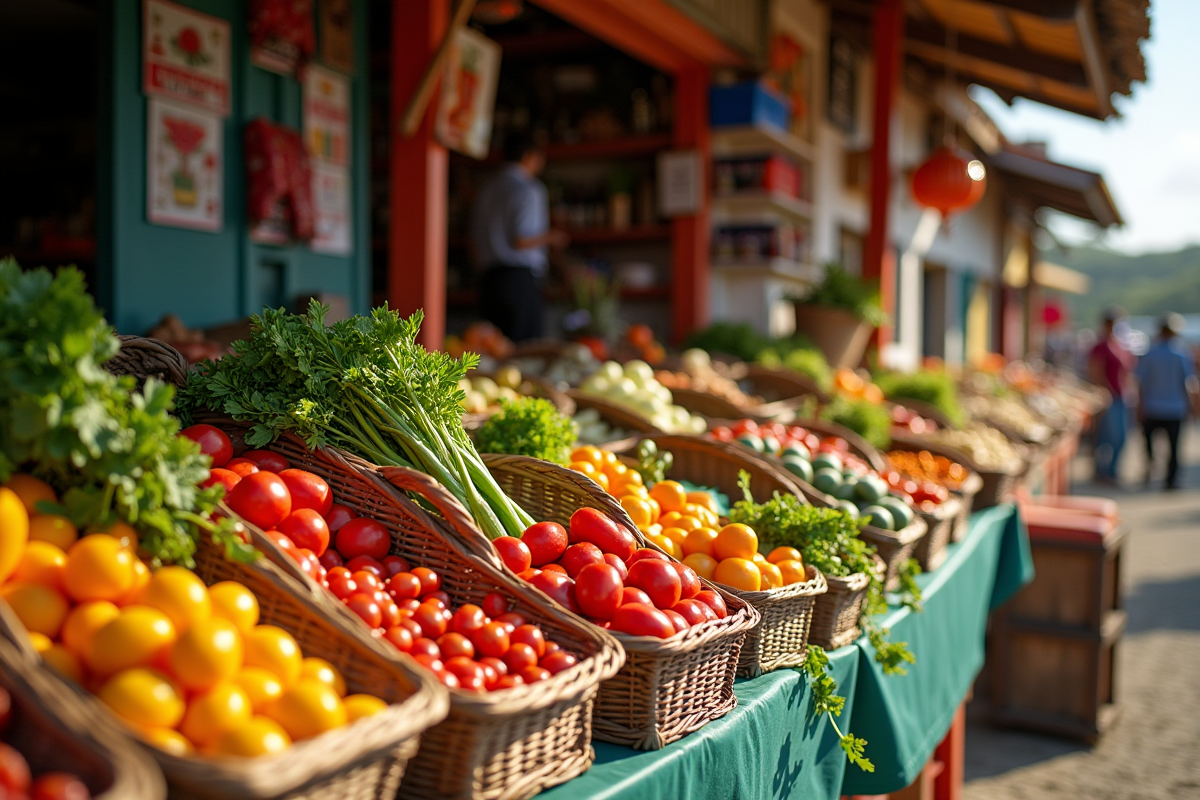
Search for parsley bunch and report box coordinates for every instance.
[180,301,536,540]
[0,260,246,566]
[476,397,577,464]
[803,645,872,772]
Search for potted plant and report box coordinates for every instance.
[790,264,887,369]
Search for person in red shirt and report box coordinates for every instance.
[1088,307,1136,484]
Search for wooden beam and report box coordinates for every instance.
[979,0,1078,19]
[669,65,711,344]
[968,76,1105,119]
[1074,0,1114,118]
[905,18,1089,86]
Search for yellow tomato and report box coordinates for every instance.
[767,547,803,565]
[299,658,347,698]
[343,694,387,722]
[658,511,683,528]
[620,469,644,489]
[649,481,687,514]
[682,527,718,558]
[0,487,30,584]
[682,553,718,581]
[117,559,150,606]
[208,581,260,633]
[674,516,702,533]
[87,606,176,676]
[235,667,284,713]
[605,462,629,481]
[620,496,653,528]
[644,497,661,521]
[244,626,302,687]
[594,472,610,492]
[98,668,185,730]
[61,600,121,658]
[140,566,211,633]
[181,683,253,748]
[265,678,347,742]
[758,562,783,590]
[91,520,137,550]
[210,716,291,757]
[27,515,78,551]
[569,446,604,469]
[5,583,69,638]
[776,560,809,586]
[714,558,761,592]
[26,632,52,653]
[3,475,55,515]
[63,535,135,603]
[13,541,66,589]
[568,461,599,480]
[600,450,619,468]
[686,491,718,514]
[42,645,84,683]
[139,727,194,756]
[751,552,768,566]
[714,524,758,562]
[661,527,689,549]
[169,618,244,692]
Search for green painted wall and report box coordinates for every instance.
[98,0,370,335]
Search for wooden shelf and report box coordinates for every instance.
[712,191,813,222]
[712,125,814,162]
[711,258,822,283]
[567,225,670,244]
[544,134,672,161]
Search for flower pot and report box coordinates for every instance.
[792,304,873,370]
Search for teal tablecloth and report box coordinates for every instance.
[541,504,1032,800]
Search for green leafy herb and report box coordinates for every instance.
[476,397,577,464]
[874,370,964,426]
[819,397,893,450]
[896,557,924,613]
[0,259,248,566]
[803,645,873,772]
[180,302,536,541]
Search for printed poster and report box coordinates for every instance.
[311,163,351,254]
[143,0,231,116]
[435,27,501,160]
[147,98,223,231]
[304,65,352,254]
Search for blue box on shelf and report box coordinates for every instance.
[709,81,792,130]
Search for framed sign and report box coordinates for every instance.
[435,28,501,160]
[656,150,702,217]
[319,0,355,74]
[249,0,316,76]
[143,0,231,115]
[147,98,223,231]
[304,66,352,254]
[827,33,858,134]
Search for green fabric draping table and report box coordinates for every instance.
[541,504,1032,800]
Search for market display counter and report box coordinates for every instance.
[542,504,1033,800]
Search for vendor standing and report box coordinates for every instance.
[469,134,568,342]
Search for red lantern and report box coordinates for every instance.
[911,146,987,217]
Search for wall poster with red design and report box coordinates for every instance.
[147,98,223,231]
[143,0,231,116]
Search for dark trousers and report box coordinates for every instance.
[1143,417,1183,488]
[479,265,544,342]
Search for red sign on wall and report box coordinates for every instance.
[143,0,231,116]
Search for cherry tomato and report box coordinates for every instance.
[540,563,567,575]
[382,555,410,577]
[620,587,652,606]
[568,509,636,562]
[472,622,510,659]
[292,548,323,582]
[444,657,486,692]
[383,625,414,652]
[278,509,330,556]
[410,638,441,661]
[424,590,452,609]
[412,652,442,670]
[242,450,290,473]
[202,468,241,493]
[0,743,30,793]
[226,472,292,530]
[627,548,668,566]
[730,419,758,436]
[386,572,421,601]
[493,536,532,574]
[327,572,358,600]
[396,598,421,614]
[479,656,507,684]
[318,549,344,571]
[278,469,332,516]
[603,553,629,580]
[516,568,541,582]
[434,669,461,689]
[503,642,538,673]
[480,592,508,618]
[672,562,701,600]
[412,603,448,639]
[266,530,295,553]
[345,592,382,629]
[226,458,260,477]
[31,772,90,800]
[325,504,357,533]
[336,517,391,561]
[542,641,561,658]
[493,674,524,689]
[529,571,579,615]
[663,609,690,634]
[181,424,234,468]
[671,599,715,626]
[379,598,401,629]
[410,567,441,595]
[437,633,475,660]
[540,650,578,675]
[521,522,568,567]
[610,603,675,638]
[496,611,527,630]
[509,625,545,659]
[626,559,681,610]
[694,590,728,619]
[395,618,423,640]
[478,661,500,690]
[574,563,623,620]
[559,542,604,578]
[449,605,487,638]
[520,666,551,684]
[350,570,382,593]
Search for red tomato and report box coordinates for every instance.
[434,669,459,689]
[496,611,527,629]
[479,656,507,681]
[278,509,330,556]
[31,773,90,800]
[620,587,652,606]
[226,458,260,477]
[610,603,675,638]
[520,666,551,684]
[730,419,758,436]
[663,609,690,634]
[346,593,382,629]
[425,590,452,609]
[382,555,411,577]
[444,657,486,692]
[481,592,508,618]
[379,598,402,628]
[540,650,578,675]
[694,590,728,619]
[529,571,579,615]
[351,570,382,592]
[672,562,701,600]
[560,542,604,578]
[493,536,532,574]
[410,638,441,661]
[627,548,668,566]
[449,605,487,638]
[509,625,546,658]
[279,469,332,516]
[226,472,292,530]
[243,449,290,473]
[412,651,442,669]
[494,674,525,690]
[327,572,358,600]
[395,617,423,640]
[626,559,681,610]
[0,743,30,793]
[265,530,295,553]
[318,549,344,571]
[574,563,623,620]
[542,641,561,657]
[437,633,476,660]
[412,603,448,639]
[503,642,538,673]
[516,568,541,582]
[181,424,233,468]
[411,568,441,595]
[345,556,385,579]
[383,625,414,652]
[396,598,420,614]
[336,517,390,562]
[568,509,636,562]
[521,522,569,566]
[292,548,323,582]
[472,621,511,659]
[603,553,629,580]
[202,468,241,493]
[711,426,733,442]
[671,599,714,626]
[541,563,567,575]
[325,503,357,533]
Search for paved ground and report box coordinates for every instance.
[963,421,1200,799]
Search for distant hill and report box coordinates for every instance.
[1047,244,1200,326]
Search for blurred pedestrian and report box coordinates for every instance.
[469,133,568,342]
[1088,307,1135,484]
[1136,313,1200,491]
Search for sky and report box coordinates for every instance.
[970,0,1200,256]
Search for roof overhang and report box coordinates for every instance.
[988,145,1123,226]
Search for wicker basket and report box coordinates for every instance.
[669,387,794,424]
[809,570,873,650]
[910,495,963,571]
[0,606,165,800]
[466,455,759,751]
[107,335,191,388]
[792,417,887,472]
[738,364,831,404]
[890,434,1011,515]
[196,416,625,800]
[566,391,669,435]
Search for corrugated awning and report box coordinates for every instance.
[1034,261,1091,294]
[988,145,1123,226]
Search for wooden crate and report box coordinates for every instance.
[1006,522,1127,629]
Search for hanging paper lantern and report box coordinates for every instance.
[911,146,987,217]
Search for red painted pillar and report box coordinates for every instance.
[864,0,902,349]
[390,0,448,349]
[932,702,966,800]
[670,64,711,345]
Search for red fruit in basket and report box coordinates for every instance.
[480,656,507,677]
[568,509,636,562]
[603,553,629,580]
[493,536,532,574]
[662,609,690,634]
[434,669,459,689]
[560,542,604,578]
[425,590,452,609]
[620,587,652,606]
[694,590,728,620]
[266,530,295,552]
[540,650,578,676]
[346,557,385,580]
[626,559,681,610]
[509,625,546,659]
[278,469,332,516]
[731,419,757,436]
[627,548,668,566]
[494,674,525,689]
[672,562,701,600]
[325,503,357,533]
[412,603,449,639]
[574,563,623,620]
[181,424,234,468]
[481,592,508,618]
[32,772,91,800]
[529,571,579,614]
[415,653,443,670]
[226,458,260,477]
[449,604,487,638]
[437,633,476,660]
[473,622,511,659]
[0,743,31,792]
[671,599,713,626]
[409,567,441,595]
[445,657,487,692]
[396,599,421,614]
[520,666,551,684]
[202,468,241,492]
[540,563,567,575]
[243,449,290,473]
[385,572,420,601]
[478,660,500,690]
[383,625,414,653]
[346,592,383,629]
[382,555,411,577]
[350,570,382,593]
[336,517,390,562]
[496,611,527,630]
[379,598,402,629]
[410,637,441,661]
[503,643,538,673]
[517,568,541,582]
[521,522,569,566]
[396,617,423,639]
[278,509,330,556]
[610,603,675,639]
[319,549,344,571]
[292,548,323,582]
[226,471,292,530]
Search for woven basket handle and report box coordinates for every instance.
[377,465,500,563]
[0,600,43,666]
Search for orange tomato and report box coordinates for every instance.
[714,558,761,592]
[0,487,30,585]
[27,515,78,551]
[117,559,151,606]
[42,645,84,683]
[236,667,285,713]
[92,520,137,550]
[658,511,683,528]
[210,716,291,757]
[620,496,653,528]
[138,727,194,756]
[569,461,598,480]
[600,450,619,468]
[620,470,645,489]
[97,668,185,729]
[63,535,135,603]
[661,527,689,547]
[648,534,681,560]
[181,683,253,748]
[776,559,808,585]
[86,606,176,676]
[674,516,702,533]
[569,446,604,469]
[644,497,661,521]
[26,632,52,653]
[343,694,387,722]
[244,626,302,687]
[685,491,718,514]
[682,527,718,557]
[863,384,884,405]
[606,462,629,481]
[751,552,768,566]
[594,472,610,492]
[265,678,347,742]
[299,658,347,698]
[4,474,56,515]
[61,600,121,657]
[140,566,211,633]
[713,524,758,561]
[758,562,783,590]
[209,582,260,633]
[682,553,718,581]
[767,547,802,564]
[169,618,244,691]
[5,583,69,638]
[649,481,687,515]
[13,541,67,589]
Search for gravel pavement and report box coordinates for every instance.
[963,421,1200,800]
